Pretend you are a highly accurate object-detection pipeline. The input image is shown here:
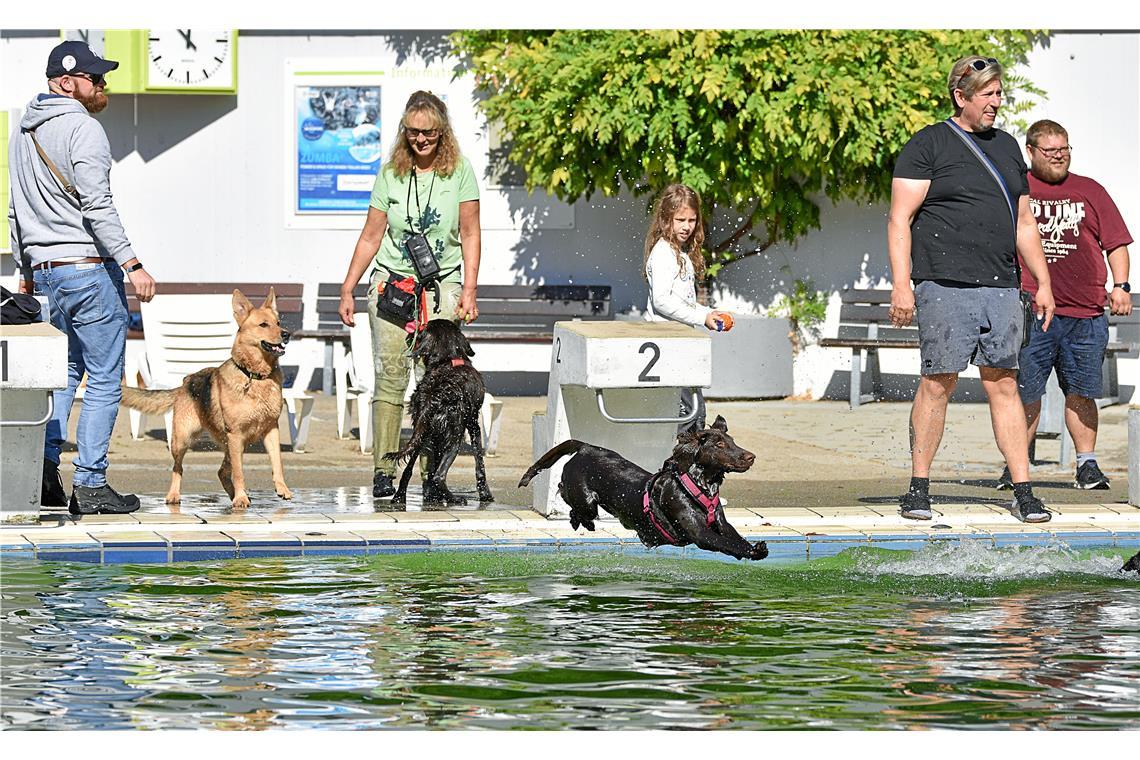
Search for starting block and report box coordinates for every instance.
[530,321,710,516]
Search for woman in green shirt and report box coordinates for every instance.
[338,91,483,498]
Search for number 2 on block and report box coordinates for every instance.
[638,341,661,382]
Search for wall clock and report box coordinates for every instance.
[144,29,237,92]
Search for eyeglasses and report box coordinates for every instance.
[72,72,106,87]
[1030,145,1073,157]
[404,127,440,140]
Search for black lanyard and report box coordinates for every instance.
[405,168,436,232]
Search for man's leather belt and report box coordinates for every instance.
[35,257,106,270]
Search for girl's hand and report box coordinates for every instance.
[705,311,734,332]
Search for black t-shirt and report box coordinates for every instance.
[893,122,1029,287]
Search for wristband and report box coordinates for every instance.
[125,262,144,273]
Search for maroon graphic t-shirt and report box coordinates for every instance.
[1020,172,1133,318]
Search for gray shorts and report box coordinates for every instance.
[914,280,1022,375]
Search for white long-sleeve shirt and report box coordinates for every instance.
[644,239,711,328]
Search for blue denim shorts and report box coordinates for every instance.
[1017,314,1108,403]
[914,281,1022,375]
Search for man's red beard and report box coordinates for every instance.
[77,90,108,114]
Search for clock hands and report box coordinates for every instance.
[177,29,197,52]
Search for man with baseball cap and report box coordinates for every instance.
[7,40,158,515]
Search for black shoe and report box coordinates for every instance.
[1074,460,1110,490]
[899,491,933,520]
[372,471,395,498]
[68,484,140,515]
[1010,493,1051,523]
[41,459,67,507]
[995,466,1013,491]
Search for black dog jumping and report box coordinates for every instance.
[519,416,767,561]
[384,319,493,506]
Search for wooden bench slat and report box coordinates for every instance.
[838,304,893,322]
[838,289,893,305]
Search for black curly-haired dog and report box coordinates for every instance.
[519,416,767,561]
[384,319,493,506]
[1123,550,1140,574]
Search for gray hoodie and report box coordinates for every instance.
[7,94,136,278]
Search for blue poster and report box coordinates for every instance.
[295,85,382,212]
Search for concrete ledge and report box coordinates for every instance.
[4,503,1136,565]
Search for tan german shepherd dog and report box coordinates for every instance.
[121,289,294,508]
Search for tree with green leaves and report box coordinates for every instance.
[450,30,1045,277]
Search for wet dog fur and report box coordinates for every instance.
[519,416,767,560]
[120,289,293,508]
[384,319,493,506]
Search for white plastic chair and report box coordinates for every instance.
[125,294,315,452]
[333,314,503,455]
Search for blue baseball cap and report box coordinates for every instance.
[45,40,118,79]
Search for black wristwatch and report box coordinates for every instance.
[125,262,144,273]
[1113,282,1130,293]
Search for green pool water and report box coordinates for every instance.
[2,544,1137,730]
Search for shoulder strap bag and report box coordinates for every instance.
[24,127,81,201]
[944,119,1034,347]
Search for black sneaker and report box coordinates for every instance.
[995,466,1013,491]
[1010,494,1051,523]
[373,471,395,498]
[1074,460,1110,490]
[68,484,140,515]
[41,459,67,507]
[899,491,933,520]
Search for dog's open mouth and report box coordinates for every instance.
[260,340,286,356]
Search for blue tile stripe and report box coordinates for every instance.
[1,528,1135,565]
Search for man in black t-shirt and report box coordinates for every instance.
[887,55,1055,523]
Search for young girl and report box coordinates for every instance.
[643,183,734,432]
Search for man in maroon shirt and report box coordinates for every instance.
[998,119,1133,490]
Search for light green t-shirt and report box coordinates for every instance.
[369,155,479,282]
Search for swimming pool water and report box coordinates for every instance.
[2,544,1137,729]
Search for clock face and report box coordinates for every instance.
[146,29,234,89]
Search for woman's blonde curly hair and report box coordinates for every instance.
[387,90,462,177]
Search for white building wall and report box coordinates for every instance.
[3,30,1136,399]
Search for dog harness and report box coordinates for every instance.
[640,467,721,544]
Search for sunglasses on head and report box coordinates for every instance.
[969,57,999,72]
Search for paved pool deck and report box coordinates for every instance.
[4,395,1137,564]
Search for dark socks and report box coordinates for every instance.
[908,477,930,496]
[1012,482,1034,501]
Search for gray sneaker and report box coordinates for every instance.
[68,484,141,515]
[1010,493,1051,523]
[899,491,933,520]
[1074,461,1110,490]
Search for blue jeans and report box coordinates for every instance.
[33,260,128,488]
[1017,314,1108,404]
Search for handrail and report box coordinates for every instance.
[0,392,54,427]
[595,388,699,425]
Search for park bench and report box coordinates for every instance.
[819,289,918,409]
[315,282,612,389]
[820,288,1137,413]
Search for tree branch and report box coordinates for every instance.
[710,198,763,254]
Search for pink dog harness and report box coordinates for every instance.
[641,469,721,544]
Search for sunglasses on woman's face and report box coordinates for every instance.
[404,127,440,140]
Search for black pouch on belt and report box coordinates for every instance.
[376,271,422,329]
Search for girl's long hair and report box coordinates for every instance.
[643,184,706,281]
[387,90,462,177]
